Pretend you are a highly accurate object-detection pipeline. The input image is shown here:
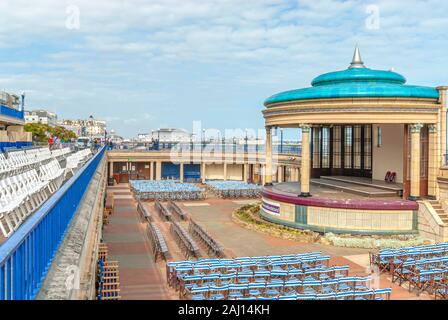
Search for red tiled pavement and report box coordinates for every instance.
[102,185,170,300]
[102,184,431,300]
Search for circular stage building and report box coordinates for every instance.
[261,47,448,235]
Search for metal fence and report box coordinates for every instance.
[0,146,106,300]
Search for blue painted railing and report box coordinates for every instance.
[0,146,106,300]
[0,104,24,120]
[0,142,33,153]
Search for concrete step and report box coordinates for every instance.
[320,176,403,193]
[311,179,397,198]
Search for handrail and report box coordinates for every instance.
[0,146,106,300]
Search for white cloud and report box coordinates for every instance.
[0,0,446,137]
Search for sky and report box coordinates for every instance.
[0,0,447,139]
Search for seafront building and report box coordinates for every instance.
[25,109,58,127]
[1,48,448,300]
[0,90,32,150]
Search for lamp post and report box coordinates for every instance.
[202,129,206,153]
[245,129,248,153]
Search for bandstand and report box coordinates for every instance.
[261,47,448,235]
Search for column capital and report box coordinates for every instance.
[299,124,312,133]
[410,123,424,133]
[428,124,437,133]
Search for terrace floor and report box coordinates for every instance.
[103,183,431,300]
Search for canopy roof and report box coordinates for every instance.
[264,47,439,106]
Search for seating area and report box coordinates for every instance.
[0,146,70,178]
[205,180,261,198]
[167,201,188,220]
[147,223,170,262]
[170,221,200,260]
[96,243,121,300]
[167,252,392,300]
[188,219,224,257]
[0,147,93,238]
[137,200,152,222]
[65,148,92,177]
[155,200,172,221]
[130,180,205,201]
[370,242,448,298]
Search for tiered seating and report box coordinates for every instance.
[51,147,71,159]
[189,219,224,257]
[96,243,121,300]
[65,148,92,177]
[137,200,152,222]
[39,159,65,193]
[0,147,87,238]
[130,180,205,201]
[370,242,448,297]
[205,181,261,198]
[0,147,57,178]
[170,221,200,259]
[0,169,50,237]
[168,201,188,220]
[147,223,170,262]
[155,200,172,221]
[167,252,392,300]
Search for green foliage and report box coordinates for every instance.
[24,123,77,143]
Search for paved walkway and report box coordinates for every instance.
[102,184,431,300]
[103,185,170,300]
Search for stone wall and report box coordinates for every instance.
[418,201,448,243]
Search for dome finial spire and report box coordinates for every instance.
[349,45,366,69]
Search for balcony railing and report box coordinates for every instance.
[0,146,106,300]
[0,104,24,120]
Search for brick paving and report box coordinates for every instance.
[103,184,431,300]
[103,185,170,300]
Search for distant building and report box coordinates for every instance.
[109,129,124,144]
[25,109,58,126]
[60,117,107,138]
[149,128,190,143]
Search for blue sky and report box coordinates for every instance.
[0,0,447,139]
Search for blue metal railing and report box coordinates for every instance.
[112,142,302,155]
[0,104,24,120]
[0,146,106,300]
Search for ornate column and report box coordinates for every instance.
[223,162,227,181]
[243,163,248,182]
[278,166,284,183]
[156,161,162,180]
[149,162,154,180]
[300,124,311,197]
[428,124,438,199]
[109,161,114,178]
[409,123,423,200]
[201,162,206,183]
[437,86,447,167]
[180,162,184,182]
[264,126,273,186]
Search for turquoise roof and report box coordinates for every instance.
[265,67,439,106]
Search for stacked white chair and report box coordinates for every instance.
[64,148,92,177]
[39,159,65,193]
[0,169,50,237]
[51,147,71,159]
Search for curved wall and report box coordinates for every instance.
[261,189,419,235]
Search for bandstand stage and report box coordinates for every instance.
[260,47,447,235]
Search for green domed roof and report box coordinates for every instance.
[264,47,439,106]
[311,68,406,86]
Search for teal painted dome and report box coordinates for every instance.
[265,48,439,106]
